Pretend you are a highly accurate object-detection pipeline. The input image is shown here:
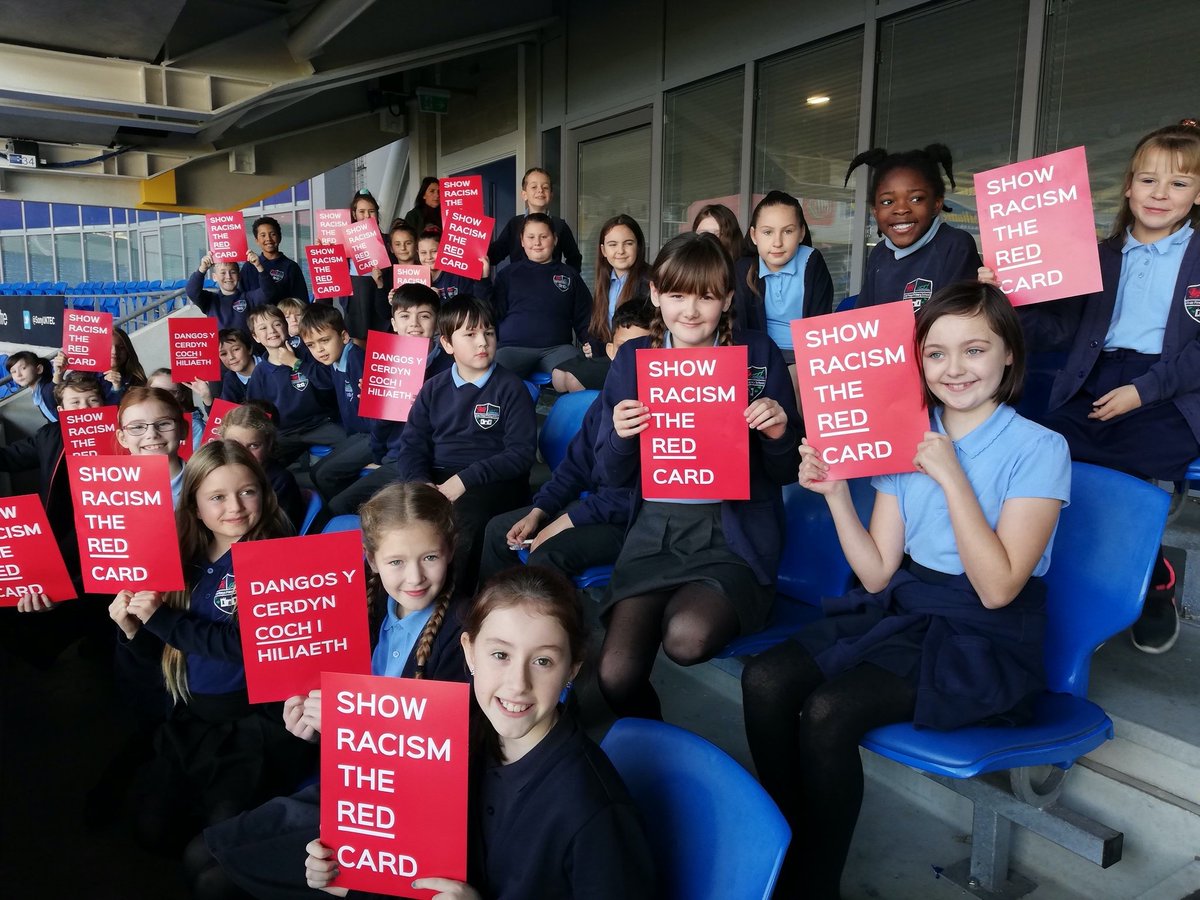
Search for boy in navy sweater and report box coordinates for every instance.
[479,393,632,583]
[299,303,374,503]
[187,252,276,333]
[492,213,593,378]
[244,306,345,465]
[397,294,535,590]
[190,327,256,416]
[240,216,310,303]
[328,284,452,516]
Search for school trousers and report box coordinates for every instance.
[479,502,625,584]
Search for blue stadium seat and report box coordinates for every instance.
[716,478,875,658]
[835,294,858,312]
[308,444,333,460]
[299,488,323,535]
[538,390,598,470]
[601,718,790,900]
[100,281,117,294]
[322,514,362,534]
[149,279,163,291]
[51,281,67,294]
[528,370,552,386]
[522,380,540,403]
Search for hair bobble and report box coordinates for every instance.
[1180,118,1199,129]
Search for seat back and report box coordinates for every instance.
[601,718,790,900]
[299,488,323,535]
[322,514,362,534]
[1041,462,1167,696]
[775,478,875,604]
[539,390,599,471]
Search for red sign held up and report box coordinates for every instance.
[233,530,372,703]
[205,212,249,263]
[169,318,220,382]
[436,211,493,281]
[343,220,390,275]
[67,455,185,593]
[63,309,113,371]
[307,245,353,300]
[321,672,469,897]
[439,175,483,217]
[200,398,239,445]
[316,209,352,253]
[60,406,125,456]
[792,303,928,480]
[0,495,77,606]
[636,345,749,501]
[974,146,1102,306]
[392,265,432,290]
[358,331,430,422]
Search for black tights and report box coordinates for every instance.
[183,834,254,900]
[598,583,741,719]
[742,642,917,900]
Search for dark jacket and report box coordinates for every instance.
[532,396,631,527]
[187,270,274,334]
[857,223,981,310]
[489,214,584,273]
[732,250,835,332]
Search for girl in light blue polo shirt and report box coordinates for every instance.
[742,281,1071,899]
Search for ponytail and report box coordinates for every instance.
[845,144,957,209]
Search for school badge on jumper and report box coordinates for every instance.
[474,402,501,429]
[1185,285,1200,324]
[233,297,248,313]
[442,286,459,300]
[343,379,356,400]
[553,274,571,293]
[290,370,310,392]
[270,269,285,283]
[903,278,934,311]
[213,573,238,615]
[747,365,767,401]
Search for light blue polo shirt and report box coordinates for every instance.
[607,271,628,322]
[371,599,436,677]
[1105,225,1192,353]
[872,404,1071,576]
[759,246,815,348]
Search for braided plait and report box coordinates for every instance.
[412,596,451,678]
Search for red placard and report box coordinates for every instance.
[316,209,352,251]
[359,332,430,422]
[63,309,113,371]
[436,211,493,281]
[201,398,240,444]
[232,531,372,703]
[974,146,1102,306]
[636,346,749,500]
[439,175,483,217]
[0,495,77,606]
[343,220,389,275]
[792,303,928,479]
[307,245,354,300]
[169,318,220,382]
[59,406,125,456]
[205,212,249,263]
[392,265,432,290]
[67,455,185,593]
[321,672,469,897]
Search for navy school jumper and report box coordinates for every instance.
[595,329,802,587]
[488,213,584,272]
[732,252,835,332]
[186,270,275,334]
[493,258,593,352]
[856,223,981,310]
[245,355,335,434]
[240,254,308,303]
[532,395,632,526]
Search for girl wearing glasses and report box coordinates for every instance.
[116,386,188,506]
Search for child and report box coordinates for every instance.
[110,440,313,853]
[1003,120,1200,653]
[478,385,636,584]
[418,226,492,303]
[53,326,147,404]
[276,296,311,357]
[240,215,310,302]
[387,218,419,265]
[303,566,654,899]
[189,482,469,900]
[396,294,536,592]
[404,176,441,233]
[5,350,57,422]
[187,251,275,333]
[327,284,452,517]
[218,327,256,404]
[345,189,394,343]
[299,303,374,504]
[592,214,651,342]
[733,190,834,365]
[116,386,188,506]
[595,232,801,719]
[148,367,204,452]
[552,293,654,393]
[219,403,305,531]
[492,213,593,378]
[693,203,747,264]
[244,306,345,465]
[488,166,584,271]
[846,143,982,310]
[741,282,1070,898]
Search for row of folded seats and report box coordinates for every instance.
[0,279,190,296]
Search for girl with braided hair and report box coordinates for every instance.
[593,231,802,720]
[848,143,982,310]
[188,482,468,900]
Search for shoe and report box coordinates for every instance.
[1131,558,1179,654]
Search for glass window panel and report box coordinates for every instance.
[577,125,652,280]
[54,233,84,284]
[265,188,290,206]
[541,128,562,190]
[183,221,206,272]
[137,210,157,223]
[294,180,310,203]
[85,232,115,282]
[297,209,312,293]
[0,200,22,230]
[874,0,1028,247]
[161,224,184,281]
[51,204,80,227]
[25,202,50,229]
[159,211,180,220]
[27,234,54,281]
[113,209,128,225]
[82,206,111,227]
[1,235,27,282]
[754,31,864,301]
[662,69,744,243]
[129,233,140,281]
[1037,0,1200,232]
[271,211,296,260]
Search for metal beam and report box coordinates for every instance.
[287,0,380,61]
